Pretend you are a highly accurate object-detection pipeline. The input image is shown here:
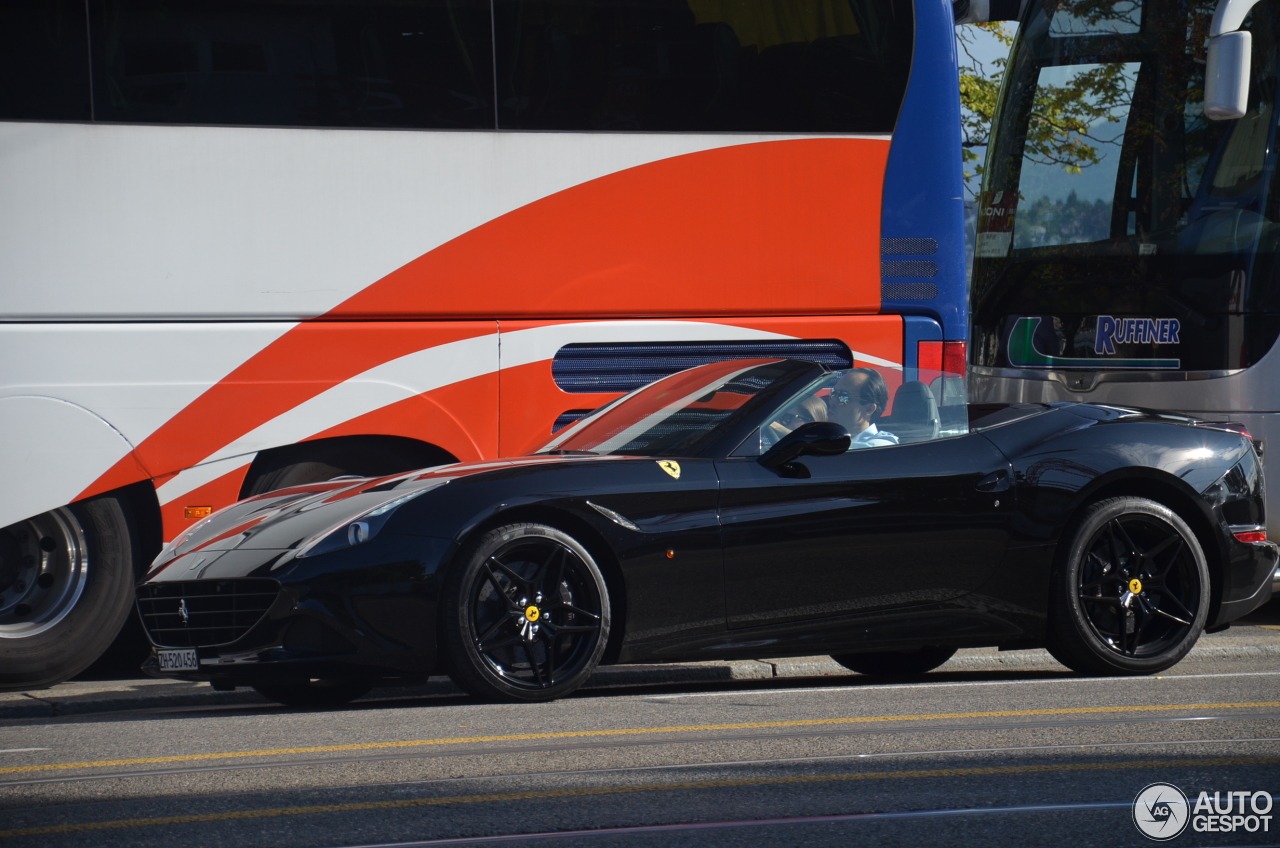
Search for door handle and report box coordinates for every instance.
[975,469,1011,492]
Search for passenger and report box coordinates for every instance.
[762,394,828,448]
[829,368,898,448]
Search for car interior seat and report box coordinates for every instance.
[883,380,940,443]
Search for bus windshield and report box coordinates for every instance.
[973,0,1280,373]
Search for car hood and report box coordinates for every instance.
[145,454,601,578]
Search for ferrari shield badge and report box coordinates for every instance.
[657,460,681,479]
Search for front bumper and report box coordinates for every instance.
[138,535,455,686]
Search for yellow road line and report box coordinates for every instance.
[4,701,1278,778]
[3,755,1278,839]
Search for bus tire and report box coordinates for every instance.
[243,439,458,497]
[245,461,354,496]
[0,496,137,691]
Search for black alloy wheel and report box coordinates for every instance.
[442,523,610,702]
[1047,497,1210,675]
[251,679,375,708]
[830,646,957,677]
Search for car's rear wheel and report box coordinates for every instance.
[251,679,374,707]
[1047,497,1209,675]
[0,497,136,690]
[830,647,957,677]
[441,523,610,702]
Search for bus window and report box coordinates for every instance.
[87,0,495,129]
[1011,61,1139,250]
[493,0,913,132]
[0,0,91,121]
[973,0,1280,372]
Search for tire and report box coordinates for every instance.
[1046,497,1210,676]
[830,647,957,677]
[0,496,137,691]
[243,440,457,498]
[252,679,375,707]
[245,461,355,497]
[441,523,610,702]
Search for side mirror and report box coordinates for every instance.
[758,421,851,474]
[1206,30,1252,120]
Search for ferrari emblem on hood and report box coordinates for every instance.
[657,460,681,479]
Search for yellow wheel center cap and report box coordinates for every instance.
[1128,578,1143,594]
[525,605,541,622]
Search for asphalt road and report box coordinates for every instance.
[2,651,1279,848]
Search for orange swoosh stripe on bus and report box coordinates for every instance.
[79,138,888,506]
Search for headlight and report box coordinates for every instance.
[295,482,447,558]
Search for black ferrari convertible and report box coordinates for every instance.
[138,358,1277,705]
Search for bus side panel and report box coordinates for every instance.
[338,138,889,321]
[153,372,500,542]
[0,322,293,530]
[498,317,904,458]
[1,126,886,323]
[879,0,967,339]
[81,322,499,506]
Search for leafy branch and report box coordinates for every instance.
[957,21,1134,198]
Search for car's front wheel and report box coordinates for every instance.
[1047,497,1210,675]
[830,647,957,677]
[441,523,610,702]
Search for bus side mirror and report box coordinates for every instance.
[1205,30,1252,120]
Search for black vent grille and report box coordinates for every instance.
[137,579,280,648]
[881,260,938,278]
[551,340,853,394]
[881,282,939,300]
[881,238,938,255]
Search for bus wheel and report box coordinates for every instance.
[1046,497,1209,676]
[245,460,356,496]
[0,497,136,691]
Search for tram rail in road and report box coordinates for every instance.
[1,663,1278,847]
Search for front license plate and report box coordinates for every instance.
[157,649,199,672]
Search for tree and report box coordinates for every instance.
[957,10,1140,199]
[957,22,1014,195]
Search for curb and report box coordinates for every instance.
[2,640,1277,721]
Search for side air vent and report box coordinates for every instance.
[137,579,280,648]
[881,260,938,278]
[882,282,940,300]
[551,340,853,394]
[881,238,938,255]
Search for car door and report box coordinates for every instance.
[715,432,1013,630]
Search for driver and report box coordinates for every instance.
[829,368,898,448]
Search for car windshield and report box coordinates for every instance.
[538,359,814,457]
[739,364,970,455]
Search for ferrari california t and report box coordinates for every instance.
[137,358,1277,705]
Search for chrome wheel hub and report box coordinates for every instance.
[0,508,89,638]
